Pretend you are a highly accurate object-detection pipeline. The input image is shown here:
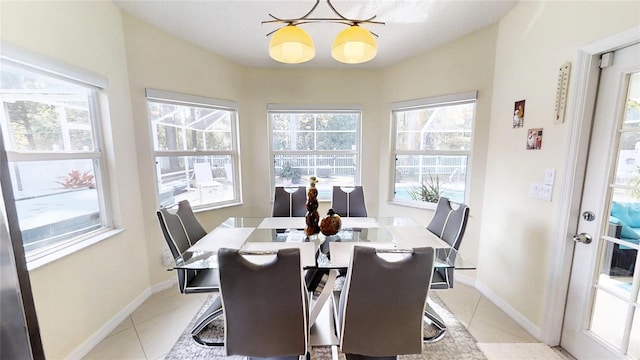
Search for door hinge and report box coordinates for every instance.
[600,52,614,68]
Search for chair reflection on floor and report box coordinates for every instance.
[331,186,367,218]
[336,246,435,359]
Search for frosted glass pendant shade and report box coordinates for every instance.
[269,25,315,64]
[331,25,377,64]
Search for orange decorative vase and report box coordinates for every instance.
[320,208,341,236]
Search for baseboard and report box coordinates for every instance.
[455,271,477,287]
[66,278,177,360]
[474,280,543,341]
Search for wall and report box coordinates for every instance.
[379,24,499,265]
[480,1,640,330]
[121,14,246,285]
[0,2,148,359]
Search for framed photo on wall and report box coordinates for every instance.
[513,100,525,128]
[526,128,543,150]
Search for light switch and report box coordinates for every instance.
[544,169,555,186]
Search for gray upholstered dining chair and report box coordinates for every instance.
[157,206,223,346]
[272,186,307,217]
[176,200,207,244]
[331,186,368,217]
[426,196,454,238]
[426,196,470,290]
[337,246,435,359]
[156,207,220,293]
[217,247,309,359]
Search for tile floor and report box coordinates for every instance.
[82,282,568,359]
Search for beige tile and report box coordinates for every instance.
[472,296,538,342]
[477,343,564,359]
[82,327,146,360]
[434,283,481,327]
[468,318,536,343]
[134,299,204,360]
[108,316,134,337]
[131,288,203,325]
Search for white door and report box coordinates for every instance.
[562,43,640,359]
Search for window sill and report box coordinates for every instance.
[26,228,125,271]
[193,201,243,213]
[387,199,438,211]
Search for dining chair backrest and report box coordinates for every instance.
[157,207,194,293]
[176,200,207,244]
[339,246,434,358]
[441,202,469,251]
[157,207,191,258]
[272,186,307,217]
[218,247,309,357]
[331,186,367,217]
[426,196,453,237]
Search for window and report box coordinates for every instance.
[147,89,240,209]
[268,106,361,201]
[391,91,477,206]
[0,48,112,263]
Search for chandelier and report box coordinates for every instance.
[262,0,385,65]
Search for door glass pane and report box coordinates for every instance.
[615,131,640,187]
[630,308,640,359]
[590,289,627,350]
[593,70,640,358]
[623,73,640,128]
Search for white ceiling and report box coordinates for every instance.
[114,0,517,69]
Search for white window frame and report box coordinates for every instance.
[146,89,241,210]
[0,42,118,269]
[267,104,362,201]
[389,91,477,208]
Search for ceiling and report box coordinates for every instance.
[113,0,518,69]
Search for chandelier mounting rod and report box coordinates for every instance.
[262,0,385,29]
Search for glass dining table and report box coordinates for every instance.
[173,216,475,346]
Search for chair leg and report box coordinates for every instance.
[423,301,446,343]
[190,297,224,347]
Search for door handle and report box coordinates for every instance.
[572,233,592,244]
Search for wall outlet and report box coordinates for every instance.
[162,248,173,266]
[530,183,553,201]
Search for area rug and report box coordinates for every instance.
[477,343,566,360]
[166,293,486,359]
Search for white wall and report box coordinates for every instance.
[480,1,640,329]
[0,2,148,359]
